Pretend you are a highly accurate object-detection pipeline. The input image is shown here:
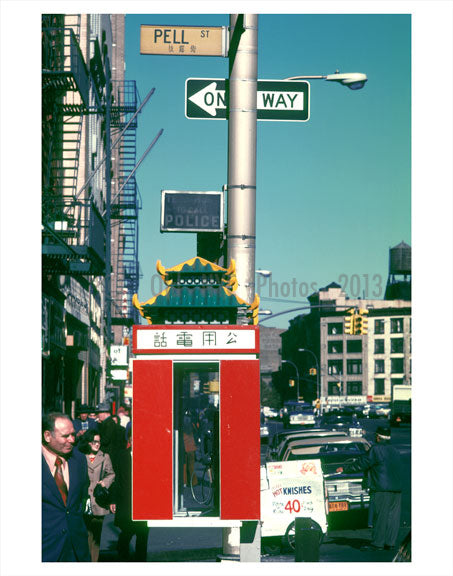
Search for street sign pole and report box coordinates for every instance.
[222,14,261,563]
[227,14,258,307]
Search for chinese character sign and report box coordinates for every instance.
[134,326,258,354]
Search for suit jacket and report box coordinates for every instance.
[86,451,115,516]
[111,448,147,532]
[42,449,91,562]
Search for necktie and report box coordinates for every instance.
[55,457,68,505]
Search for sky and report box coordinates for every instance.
[0,3,452,576]
[125,13,411,327]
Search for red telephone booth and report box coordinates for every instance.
[131,324,260,524]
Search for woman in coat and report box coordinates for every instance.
[78,429,115,561]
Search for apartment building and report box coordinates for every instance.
[42,14,141,414]
[281,282,411,406]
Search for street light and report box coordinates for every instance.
[284,71,368,90]
[258,309,273,316]
[298,348,320,403]
[255,269,272,278]
[282,360,300,402]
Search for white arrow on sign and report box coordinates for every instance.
[188,82,305,116]
[188,82,226,117]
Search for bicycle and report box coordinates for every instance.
[190,454,213,505]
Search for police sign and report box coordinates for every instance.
[186,78,310,122]
[161,190,224,233]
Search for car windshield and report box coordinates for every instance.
[287,447,367,474]
[291,407,313,415]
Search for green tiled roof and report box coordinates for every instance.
[141,285,247,314]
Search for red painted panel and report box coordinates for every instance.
[220,359,261,519]
[132,359,173,519]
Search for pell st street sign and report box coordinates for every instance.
[185,78,310,122]
[140,25,228,57]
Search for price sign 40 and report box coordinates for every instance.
[285,499,302,513]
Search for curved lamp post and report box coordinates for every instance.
[298,348,320,402]
[282,359,300,401]
[285,71,368,90]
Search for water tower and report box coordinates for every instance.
[384,241,411,300]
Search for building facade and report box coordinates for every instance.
[42,14,141,415]
[281,282,411,407]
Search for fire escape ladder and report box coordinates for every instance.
[110,80,140,325]
[42,16,105,276]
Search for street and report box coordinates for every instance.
[99,416,411,562]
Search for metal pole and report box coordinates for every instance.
[107,128,164,215]
[227,14,258,305]
[221,15,260,564]
[66,87,156,213]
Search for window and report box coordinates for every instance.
[347,381,362,395]
[374,339,385,354]
[391,358,404,373]
[347,359,362,375]
[391,318,404,333]
[391,378,404,386]
[328,323,343,335]
[328,360,343,376]
[347,340,362,353]
[375,359,385,374]
[374,378,385,395]
[375,319,385,334]
[328,340,343,354]
[328,382,342,396]
[391,338,404,354]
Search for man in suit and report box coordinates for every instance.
[42,412,91,562]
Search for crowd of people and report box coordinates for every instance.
[41,402,148,563]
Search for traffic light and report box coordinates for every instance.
[309,368,317,376]
[344,308,355,334]
[358,308,369,335]
[354,315,363,334]
[288,379,295,387]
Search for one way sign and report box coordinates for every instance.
[185,78,310,122]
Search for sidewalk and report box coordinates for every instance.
[100,515,410,563]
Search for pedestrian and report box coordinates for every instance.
[336,425,402,551]
[117,404,131,428]
[96,402,124,472]
[73,404,98,440]
[315,398,321,417]
[42,412,91,562]
[110,427,149,561]
[78,430,115,562]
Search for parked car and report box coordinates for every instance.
[282,402,316,428]
[268,429,349,463]
[260,424,270,443]
[262,406,279,419]
[280,435,371,522]
[368,403,391,419]
[320,412,365,437]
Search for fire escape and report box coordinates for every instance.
[42,15,106,276]
[110,81,142,326]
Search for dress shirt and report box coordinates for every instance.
[42,444,70,489]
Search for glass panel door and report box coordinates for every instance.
[173,362,219,516]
